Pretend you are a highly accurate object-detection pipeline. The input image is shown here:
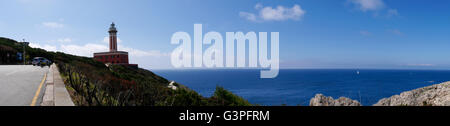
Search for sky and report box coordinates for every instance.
[1,0,450,70]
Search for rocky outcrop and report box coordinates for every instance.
[374,81,450,106]
[309,94,361,106]
[309,82,450,106]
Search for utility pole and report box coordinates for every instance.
[22,39,26,65]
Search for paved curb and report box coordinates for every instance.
[41,64,75,106]
[40,66,54,106]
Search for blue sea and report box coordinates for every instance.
[153,69,450,106]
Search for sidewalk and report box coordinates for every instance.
[41,64,75,106]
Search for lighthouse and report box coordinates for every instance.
[109,22,118,52]
[93,23,138,68]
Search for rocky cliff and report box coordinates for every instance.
[374,81,450,106]
[310,81,450,106]
[309,94,361,106]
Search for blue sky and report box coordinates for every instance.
[1,0,450,70]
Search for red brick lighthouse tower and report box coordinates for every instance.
[93,23,138,68]
[109,22,118,52]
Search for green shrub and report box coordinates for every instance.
[211,86,252,106]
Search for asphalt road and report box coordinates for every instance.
[0,65,49,106]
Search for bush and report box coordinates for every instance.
[211,86,252,106]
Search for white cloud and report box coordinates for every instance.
[58,43,167,58]
[60,43,108,57]
[29,43,58,52]
[42,22,64,28]
[59,43,171,69]
[350,0,385,11]
[239,12,258,22]
[100,38,166,57]
[58,43,168,58]
[32,40,167,58]
[29,35,172,69]
[349,0,399,17]
[57,38,72,43]
[120,46,169,57]
[240,3,306,22]
[261,5,306,21]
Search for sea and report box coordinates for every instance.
[153,69,450,106]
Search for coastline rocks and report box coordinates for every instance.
[310,82,450,106]
[374,81,450,106]
[309,94,361,106]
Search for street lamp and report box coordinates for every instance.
[20,39,29,65]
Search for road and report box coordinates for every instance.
[0,65,49,106]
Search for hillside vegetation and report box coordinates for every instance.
[0,37,53,64]
[0,37,251,106]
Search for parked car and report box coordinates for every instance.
[32,57,51,66]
